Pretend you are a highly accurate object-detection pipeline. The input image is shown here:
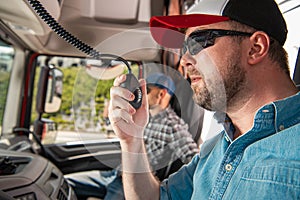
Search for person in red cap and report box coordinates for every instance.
[108,0,300,199]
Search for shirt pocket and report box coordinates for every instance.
[230,165,300,200]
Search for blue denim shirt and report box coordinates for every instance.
[160,92,300,200]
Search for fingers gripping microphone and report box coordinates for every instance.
[120,73,142,109]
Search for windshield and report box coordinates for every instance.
[32,55,140,144]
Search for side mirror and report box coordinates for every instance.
[36,66,63,114]
[34,66,63,143]
[44,68,63,113]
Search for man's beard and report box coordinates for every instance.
[192,53,246,112]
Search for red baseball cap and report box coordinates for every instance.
[150,0,287,49]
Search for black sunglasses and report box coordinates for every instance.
[182,29,253,56]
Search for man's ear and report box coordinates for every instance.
[248,31,270,65]
[158,89,168,101]
[160,89,167,97]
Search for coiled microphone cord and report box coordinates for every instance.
[27,0,132,72]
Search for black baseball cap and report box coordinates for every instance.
[150,0,287,48]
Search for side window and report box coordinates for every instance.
[32,56,139,144]
[0,40,14,134]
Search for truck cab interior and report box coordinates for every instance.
[0,0,299,199]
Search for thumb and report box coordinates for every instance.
[139,79,148,109]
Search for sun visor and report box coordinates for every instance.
[85,59,126,80]
[1,0,61,35]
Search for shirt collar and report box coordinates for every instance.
[214,91,300,141]
[150,105,171,120]
[272,91,300,132]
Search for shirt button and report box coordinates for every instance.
[279,125,285,131]
[225,164,233,171]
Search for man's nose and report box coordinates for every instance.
[180,53,196,71]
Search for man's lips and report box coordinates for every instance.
[189,76,202,84]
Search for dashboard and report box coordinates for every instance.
[0,150,77,200]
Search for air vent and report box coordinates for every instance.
[61,180,69,195]
[57,189,67,200]
[56,179,69,200]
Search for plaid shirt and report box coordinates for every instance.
[144,106,199,171]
